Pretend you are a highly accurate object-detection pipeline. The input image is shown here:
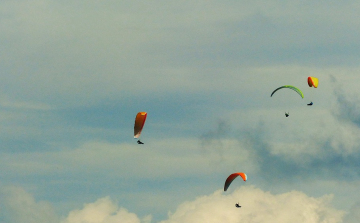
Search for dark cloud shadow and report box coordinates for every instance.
[199,115,360,185]
[240,122,360,183]
[332,75,360,127]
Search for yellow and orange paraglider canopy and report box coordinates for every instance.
[134,112,147,139]
[308,77,318,88]
[224,172,247,191]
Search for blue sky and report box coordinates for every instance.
[1,1,360,222]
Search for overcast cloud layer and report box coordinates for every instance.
[1,0,360,222]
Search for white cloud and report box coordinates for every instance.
[61,197,151,223]
[160,186,345,223]
[0,186,58,223]
[0,185,353,223]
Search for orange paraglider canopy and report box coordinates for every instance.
[308,77,319,88]
[224,172,247,191]
[134,112,147,138]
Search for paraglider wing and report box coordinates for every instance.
[270,85,304,98]
[308,77,319,88]
[134,112,147,138]
[224,172,247,191]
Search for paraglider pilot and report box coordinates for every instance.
[285,112,289,117]
[235,203,241,208]
[137,140,144,144]
[307,102,313,106]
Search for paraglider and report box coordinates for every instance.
[134,112,147,144]
[235,203,241,208]
[271,86,303,116]
[270,85,304,98]
[307,77,318,105]
[224,172,247,191]
[308,77,318,88]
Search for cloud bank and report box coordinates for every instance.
[0,185,350,223]
[161,186,344,223]
[61,197,151,223]
[0,186,58,223]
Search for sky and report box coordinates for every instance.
[1,0,360,222]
